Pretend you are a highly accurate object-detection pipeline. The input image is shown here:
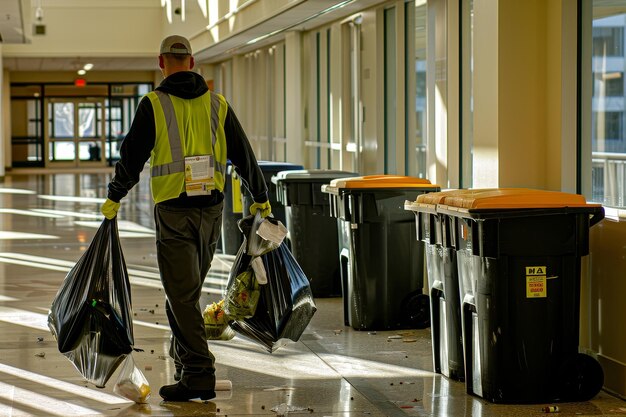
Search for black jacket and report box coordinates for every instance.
[108,71,268,207]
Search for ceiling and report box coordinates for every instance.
[0,0,27,44]
[1,0,386,72]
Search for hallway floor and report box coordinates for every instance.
[0,172,623,417]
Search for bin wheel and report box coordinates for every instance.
[403,293,430,329]
[558,353,604,402]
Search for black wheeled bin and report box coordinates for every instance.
[220,161,244,255]
[322,175,440,330]
[272,169,358,298]
[241,161,303,226]
[438,189,605,403]
[405,191,465,382]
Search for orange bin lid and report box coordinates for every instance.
[405,189,499,212]
[328,175,437,190]
[404,190,452,212]
[437,188,602,211]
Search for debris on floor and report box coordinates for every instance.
[271,403,313,416]
[34,352,45,358]
[392,399,422,409]
[394,381,415,385]
[542,405,560,413]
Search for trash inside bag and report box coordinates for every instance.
[228,214,316,352]
[48,218,134,388]
[246,212,287,257]
[113,355,151,404]
[224,267,260,319]
[223,212,281,320]
[203,300,235,340]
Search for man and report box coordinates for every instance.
[101,35,271,401]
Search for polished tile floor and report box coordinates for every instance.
[0,172,624,417]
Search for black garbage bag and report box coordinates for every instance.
[223,213,281,320]
[48,218,134,388]
[227,215,317,352]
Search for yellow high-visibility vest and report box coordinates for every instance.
[147,90,228,204]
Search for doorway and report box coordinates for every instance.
[46,98,106,167]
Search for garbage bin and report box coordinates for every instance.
[405,190,465,382]
[322,175,440,330]
[220,161,244,255]
[438,188,605,403]
[241,161,303,226]
[272,169,357,297]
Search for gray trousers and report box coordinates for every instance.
[154,201,223,390]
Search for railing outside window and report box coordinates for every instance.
[592,151,626,206]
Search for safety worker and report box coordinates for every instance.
[101,34,271,402]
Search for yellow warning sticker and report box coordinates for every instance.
[526,266,546,276]
[526,266,547,298]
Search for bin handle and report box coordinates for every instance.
[589,210,605,228]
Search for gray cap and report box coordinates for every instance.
[160,35,192,55]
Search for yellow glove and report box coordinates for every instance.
[101,198,121,219]
[249,200,271,218]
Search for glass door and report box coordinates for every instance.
[47,98,106,167]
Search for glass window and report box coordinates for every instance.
[78,103,100,138]
[384,7,397,174]
[50,102,74,138]
[11,96,44,166]
[315,31,322,169]
[461,0,474,187]
[326,28,332,169]
[49,141,75,161]
[11,81,151,167]
[406,1,428,178]
[347,19,362,173]
[585,3,626,207]
[107,83,151,162]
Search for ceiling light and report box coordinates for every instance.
[83,63,93,71]
[77,69,86,75]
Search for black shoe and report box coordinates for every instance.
[159,382,216,402]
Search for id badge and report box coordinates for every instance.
[184,155,215,196]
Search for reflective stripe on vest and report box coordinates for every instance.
[148,90,228,203]
[151,91,185,177]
